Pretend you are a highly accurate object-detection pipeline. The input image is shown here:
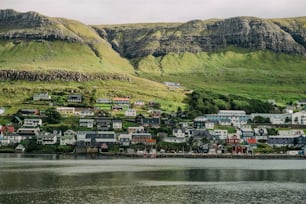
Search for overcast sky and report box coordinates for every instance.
[1,0,306,24]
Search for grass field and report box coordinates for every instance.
[136,49,306,104]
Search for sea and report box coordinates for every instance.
[1,154,306,204]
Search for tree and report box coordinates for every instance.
[45,108,61,124]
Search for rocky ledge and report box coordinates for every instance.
[0,70,132,82]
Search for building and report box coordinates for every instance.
[1,133,24,145]
[254,127,268,142]
[172,128,186,138]
[112,119,123,130]
[205,110,250,127]
[37,132,59,145]
[16,127,40,139]
[96,98,112,104]
[67,94,82,103]
[19,109,40,116]
[250,113,291,125]
[163,137,186,143]
[209,130,228,140]
[134,101,145,106]
[60,130,77,145]
[77,131,117,147]
[56,107,75,115]
[141,118,160,128]
[96,118,112,131]
[79,119,94,128]
[118,134,131,147]
[75,108,95,117]
[125,109,137,117]
[131,133,154,145]
[113,98,130,109]
[23,118,43,127]
[33,92,51,101]
[240,127,254,139]
[268,130,305,147]
[292,111,306,125]
[127,126,145,134]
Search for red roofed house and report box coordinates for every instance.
[113,97,130,109]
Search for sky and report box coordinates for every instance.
[1,0,306,24]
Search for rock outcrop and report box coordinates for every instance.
[95,17,306,58]
[0,70,131,82]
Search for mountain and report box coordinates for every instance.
[94,17,306,58]
[0,9,306,111]
[0,9,134,73]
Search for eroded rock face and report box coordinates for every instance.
[0,70,131,82]
[97,17,306,58]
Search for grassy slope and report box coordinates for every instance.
[0,76,186,115]
[136,48,306,104]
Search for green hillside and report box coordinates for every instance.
[136,48,306,103]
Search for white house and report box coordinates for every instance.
[128,126,144,134]
[23,118,43,127]
[60,130,77,145]
[292,111,306,125]
[1,133,24,145]
[56,107,75,115]
[163,137,186,143]
[79,119,94,128]
[125,109,137,117]
[112,120,123,130]
[37,132,59,145]
[33,92,51,101]
[172,128,186,138]
[209,130,228,140]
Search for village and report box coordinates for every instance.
[1,90,306,157]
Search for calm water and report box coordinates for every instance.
[1,154,306,204]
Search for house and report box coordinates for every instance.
[163,137,186,143]
[164,82,181,89]
[37,131,59,145]
[60,130,77,145]
[15,144,26,153]
[125,109,137,117]
[16,127,40,139]
[250,113,291,125]
[75,108,94,117]
[56,107,75,115]
[172,128,186,138]
[118,134,131,147]
[134,101,145,106]
[297,99,306,108]
[23,118,42,127]
[77,131,117,147]
[205,122,214,130]
[1,133,24,145]
[268,130,305,147]
[19,109,40,116]
[141,117,160,128]
[226,134,241,145]
[292,111,306,125]
[149,110,162,117]
[112,119,123,130]
[96,118,112,131]
[0,125,15,135]
[193,116,208,129]
[79,119,94,128]
[127,126,145,134]
[33,92,51,101]
[96,98,112,104]
[67,94,82,103]
[240,127,254,139]
[113,97,130,109]
[131,133,154,145]
[205,110,250,127]
[209,130,228,140]
[254,127,268,142]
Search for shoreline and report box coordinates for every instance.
[1,152,305,160]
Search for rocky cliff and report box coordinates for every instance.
[95,17,306,58]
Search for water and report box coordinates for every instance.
[1,154,306,204]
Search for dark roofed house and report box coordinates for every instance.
[68,94,82,103]
[141,117,161,128]
[96,118,112,131]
